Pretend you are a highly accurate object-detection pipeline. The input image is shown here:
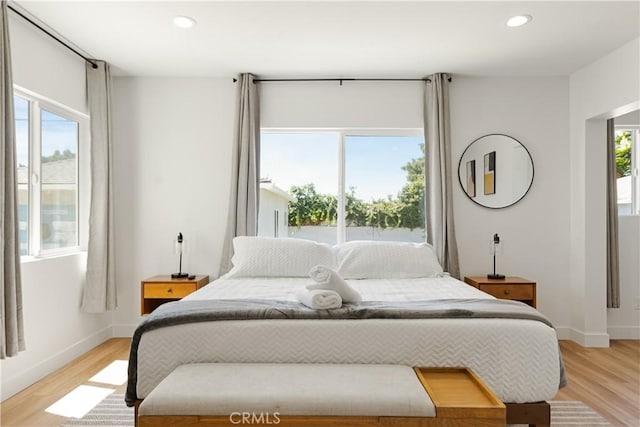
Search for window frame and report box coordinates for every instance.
[615,125,639,216]
[261,128,424,244]
[14,86,89,259]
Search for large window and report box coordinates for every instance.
[14,91,86,256]
[259,130,425,244]
[615,127,639,215]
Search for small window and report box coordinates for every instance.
[14,90,85,257]
[615,127,639,215]
[259,130,425,244]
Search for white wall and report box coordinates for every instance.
[258,189,290,238]
[0,255,112,400]
[616,110,640,126]
[288,226,424,245]
[569,37,640,346]
[110,77,236,334]
[0,15,111,401]
[450,77,571,332]
[9,14,86,113]
[261,81,422,129]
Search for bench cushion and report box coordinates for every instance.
[138,363,435,417]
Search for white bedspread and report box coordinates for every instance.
[183,275,494,302]
[137,276,561,404]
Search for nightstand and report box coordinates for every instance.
[464,276,536,308]
[141,275,209,315]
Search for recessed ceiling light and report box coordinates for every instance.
[173,16,197,29]
[506,15,532,28]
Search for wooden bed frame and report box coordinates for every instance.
[136,402,550,427]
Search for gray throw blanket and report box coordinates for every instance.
[126,298,567,406]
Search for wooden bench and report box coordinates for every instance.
[136,364,506,427]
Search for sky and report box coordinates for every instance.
[261,132,423,201]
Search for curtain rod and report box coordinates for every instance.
[232,77,452,84]
[7,4,98,69]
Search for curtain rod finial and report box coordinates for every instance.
[233,78,238,83]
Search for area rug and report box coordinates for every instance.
[61,394,611,427]
[61,394,133,426]
[548,401,611,426]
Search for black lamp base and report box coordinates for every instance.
[487,273,506,279]
[171,272,189,279]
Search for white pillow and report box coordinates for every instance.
[227,237,337,278]
[336,240,443,279]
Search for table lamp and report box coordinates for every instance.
[171,232,188,279]
[487,233,505,279]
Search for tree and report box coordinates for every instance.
[345,187,367,226]
[287,143,426,230]
[366,198,402,229]
[615,131,632,177]
[42,149,75,163]
[397,143,425,230]
[288,184,337,227]
[401,144,425,182]
[397,180,424,229]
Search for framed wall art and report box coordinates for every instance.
[484,151,496,195]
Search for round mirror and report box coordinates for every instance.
[458,134,534,209]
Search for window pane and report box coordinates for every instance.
[41,109,78,250]
[14,96,29,255]
[260,133,338,244]
[616,130,633,214]
[345,135,425,242]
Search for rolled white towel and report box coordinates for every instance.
[295,288,342,310]
[309,265,332,283]
[308,265,362,304]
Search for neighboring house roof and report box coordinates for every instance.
[16,158,76,184]
[260,182,294,202]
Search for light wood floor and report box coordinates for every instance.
[0,338,131,427]
[554,340,639,426]
[0,339,638,426]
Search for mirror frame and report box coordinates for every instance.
[457,133,534,209]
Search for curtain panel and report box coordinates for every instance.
[1,0,25,358]
[606,118,620,308]
[82,60,117,313]
[423,73,460,278]
[220,73,260,274]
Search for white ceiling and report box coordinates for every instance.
[11,1,640,78]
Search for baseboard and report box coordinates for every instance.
[112,323,137,337]
[1,325,113,401]
[554,327,572,340]
[607,326,640,339]
[560,327,610,347]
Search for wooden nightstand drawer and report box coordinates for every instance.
[464,276,537,308]
[141,275,210,315]
[144,283,196,299]
[479,284,534,301]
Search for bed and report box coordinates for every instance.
[126,237,565,413]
